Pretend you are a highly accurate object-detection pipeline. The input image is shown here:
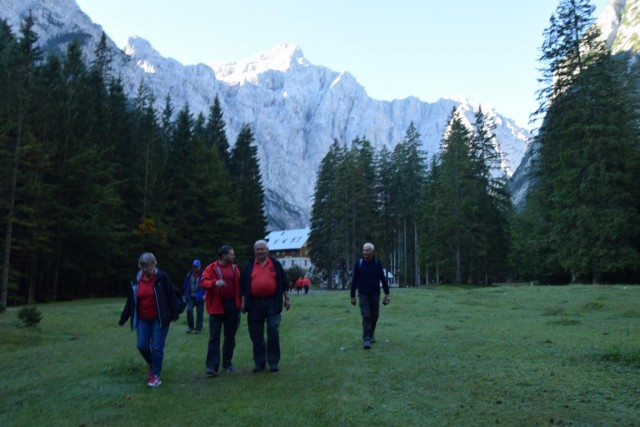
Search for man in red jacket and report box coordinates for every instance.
[200,245,241,376]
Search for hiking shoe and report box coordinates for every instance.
[147,375,161,387]
[363,339,371,350]
[270,365,279,373]
[206,369,218,377]
[252,366,266,373]
[224,366,237,373]
[186,328,194,333]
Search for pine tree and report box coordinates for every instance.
[205,95,231,165]
[310,140,345,288]
[229,124,268,258]
[470,107,512,284]
[1,14,42,305]
[436,108,477,283]
[389,123,426,286]
[522,0,640,283]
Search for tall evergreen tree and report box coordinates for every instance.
[1,14,42,305]
[310,140,346,288]
[470,107,512,284]
[436,108,477,283]
[388,123,426,286]
[229,124,268,258]
[205,95,231,165]
[521,0,640,283]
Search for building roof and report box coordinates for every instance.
[265,227,310,251]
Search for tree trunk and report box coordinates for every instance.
[1,119,24,306]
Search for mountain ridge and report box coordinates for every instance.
[1,0,532,229]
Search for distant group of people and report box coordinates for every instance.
[292,276,311,294]
[119,240,389,387]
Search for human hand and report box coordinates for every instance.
[284,298,291,311]
[383,295,390,305]
[350,297,356,306]
[215,279,226,287]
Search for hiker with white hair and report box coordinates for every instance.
[241,239,290,373]
[350,243,390,349]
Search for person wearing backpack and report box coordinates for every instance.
[183,259,205,334]
[350,242,390,349]
[200,245,242,376]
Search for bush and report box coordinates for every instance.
[18,305,42,327]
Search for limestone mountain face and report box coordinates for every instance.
[2,0,531,229]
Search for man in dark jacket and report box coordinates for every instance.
[350,242,390,349]
[241,240,290,373]
[119,252,180,387]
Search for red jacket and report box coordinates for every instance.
[200,260,241,315]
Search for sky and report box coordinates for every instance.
[75,0,610,130]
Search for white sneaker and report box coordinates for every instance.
[147,375,161,387]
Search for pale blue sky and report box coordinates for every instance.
[75,0,609,129]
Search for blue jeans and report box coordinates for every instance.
[247,297,281,369]
[136,317,170,377]
[358,294,380,340]
[186,297,204,331]
[206,300,240,371]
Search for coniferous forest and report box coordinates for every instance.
[310,0,640,288]
[2,0,640,307]
[0,16,267,306]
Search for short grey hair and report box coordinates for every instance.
[363,242,375,251]
[138,252,157,268]
[254,239,269,249]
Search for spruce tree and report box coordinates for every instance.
[522,0,640,283]
[437,108,477,283]
[310,140,345,288]
[229,124,268,258]
[1,14,42,305]
[205,95,231,165]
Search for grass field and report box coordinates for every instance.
[1,285,639,426]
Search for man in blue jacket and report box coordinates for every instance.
[350,242,390,349]
[184,259,205,333]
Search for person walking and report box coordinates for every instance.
[119,252,181,387]
[350,243,390,350]
[184,259,205,334]
[200,245,241,376]
[241,240,290,373]
[302,276,311,295]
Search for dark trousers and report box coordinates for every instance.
[206,299,240,371]
[358,294,380,340]
[247,297,281,369]
[186,297,204,331]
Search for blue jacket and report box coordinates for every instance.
[183,270,205,303]
[119,268,180,329]
[350,257,390,298]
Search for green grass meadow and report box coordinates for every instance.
[1,285,639,426]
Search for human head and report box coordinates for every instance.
[138,252,157,269]
[362,243,374,261]
[192,259,201,270]
[217,245,235,265]
[254,239,269,262]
